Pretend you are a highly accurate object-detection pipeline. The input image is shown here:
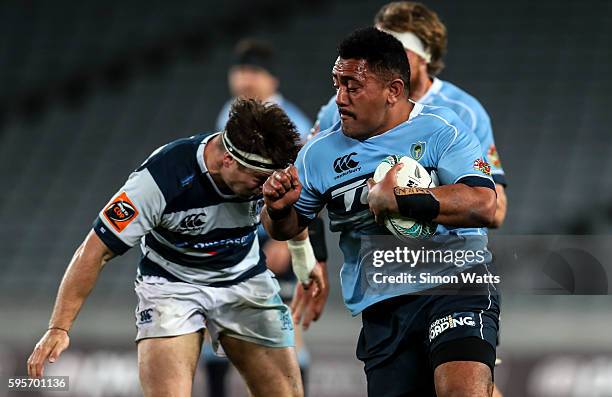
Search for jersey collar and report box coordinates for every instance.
[408,100,424,120]
[417,77,443,104]
[197,132,221,174]
[197,132,237,198]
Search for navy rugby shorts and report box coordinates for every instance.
[357,264,500,397]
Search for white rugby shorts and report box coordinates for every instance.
[134,269,294,354]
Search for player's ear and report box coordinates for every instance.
[387,78,405,105]
[222,152,235,168]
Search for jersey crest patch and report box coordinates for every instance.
[104,192,139,233]
[410,141,426,161]
[473,158,492,176]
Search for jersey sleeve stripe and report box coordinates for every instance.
[492,173,507,186]
[455,175,496,190]
[93,218,131,255]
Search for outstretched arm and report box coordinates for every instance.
[27,231,114,378]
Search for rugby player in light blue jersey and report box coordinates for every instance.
[262,28,499,397]
[27,99,326,397]
[314,2,507,229]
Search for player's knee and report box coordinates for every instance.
[435,378,492,397]
[437,390,491,397]
[434,361,493,397]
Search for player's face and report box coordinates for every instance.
[332,58,391,140]
[221,158,270,198]
[228,66,278,101]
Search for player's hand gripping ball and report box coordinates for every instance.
[373,155,438,240]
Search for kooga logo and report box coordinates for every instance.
[334,152,359,173]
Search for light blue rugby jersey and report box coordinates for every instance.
[295,103,495,315]
[217,94,312,142]
[316,78,506,185]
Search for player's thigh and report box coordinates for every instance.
[138,331,204,397]
[220,334,303,397]
[434,360,492,397]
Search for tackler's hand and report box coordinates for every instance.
[27,329,70,378]
[291,262,329,330]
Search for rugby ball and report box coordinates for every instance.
[373,155,438,239]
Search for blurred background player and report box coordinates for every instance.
[216,38,312,139]
[314,1,507,228]
[203,38,323,397]
[27,99,312,397]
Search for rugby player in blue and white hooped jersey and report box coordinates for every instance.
[27,99,325,397]
[207,38,325,397]
[262,28,500,396]
[314,2,507,229]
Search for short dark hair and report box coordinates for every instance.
[225,98,301,168]
[337,27,410,95]
[233,38,276,75]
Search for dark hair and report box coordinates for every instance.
[225,98,301,167]
[375,2,447,76]
[337,27,410,95]
[233,38,276,75]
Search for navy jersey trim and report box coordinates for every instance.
[456,176,495,190]
[145,233,256,269]
[322,172,374,200]
[138,135,206,203]
[93,218,130,255]
[138,255,267,287]
[492,174,507,187]
[152,225,258,248]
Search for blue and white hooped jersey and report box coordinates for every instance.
[316,78,506,185]
[295,104,495,315]
[93,132,266,286]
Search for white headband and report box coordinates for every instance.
[222,131,277,174]
[379,28,431,63]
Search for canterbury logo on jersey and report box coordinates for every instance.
[177,213,206,232]
[333,152,359,173]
